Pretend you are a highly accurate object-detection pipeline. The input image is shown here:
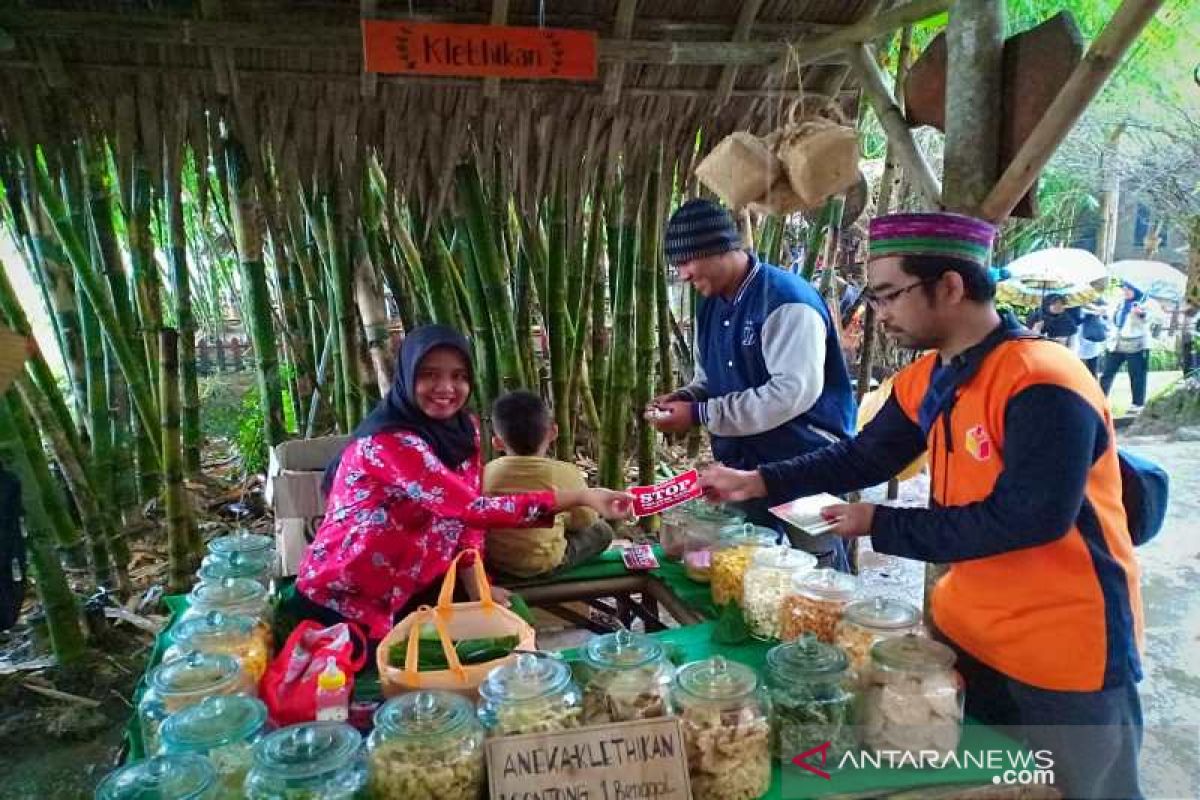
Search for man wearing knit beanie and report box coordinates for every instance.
[648,198,857,570]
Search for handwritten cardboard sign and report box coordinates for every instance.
[486,717,692,800]
[630,470,703,518]
[362,20,598,80]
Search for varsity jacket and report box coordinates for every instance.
[676,255,857,470]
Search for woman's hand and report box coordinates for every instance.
[698,464,767,503]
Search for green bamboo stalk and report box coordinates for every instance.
[160,328,194,593]
[450,226,500,405]
[0,397,86,666]
[634,164,662,487]
[0,256,87,470]
[456,164,523,391]
[165,151,203,477]
[126,155,163,392]
[7,381,88,573]
[513,245,537,389]
[33,165,162,456]
[79,285,119,559]
[564,189,605,443]
[655,246,674,397]
[17,374,132,594]
[545,183,573,459]
[222,136,287,451]
[599,189,639,489]
[319,190,360,432]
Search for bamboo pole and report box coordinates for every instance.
[160,328,193,593]
[943,0,1005,213]
[979,0,1166,222]
[6,382,89,574]
[126,155,164,394]
[457,164,524,392]
[599,188,639,489]
[33,166,162,453]
[634,162,662,487]
[319,189,360,432]
[16,374,132,595]
[546,182,574,459]
[165,130,203,477]
[79,282,121,567]
[0,397,87,666]
[847,44,942,209]
[353,238,392,398]
[222,135,287,450]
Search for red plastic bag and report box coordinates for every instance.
[260,620,366,726]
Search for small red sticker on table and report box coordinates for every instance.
[629,470,703,517]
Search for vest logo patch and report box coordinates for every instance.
[965,424,992,461]
[742,321,757,346]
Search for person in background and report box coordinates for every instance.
[646,198,857,571]
[288,325,632,641]
[1026,293,1078,346]
[1100,282,1163,413]
[1077,300,1109,378]
[700,211,1144,800]
[483,390,614,579]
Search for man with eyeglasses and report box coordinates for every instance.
[646,198,857,570]
[700,211,1144,799]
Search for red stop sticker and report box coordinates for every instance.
[630,469,703,517]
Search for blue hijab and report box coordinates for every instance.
[322,325,476,491]
[1115,283,1147,330]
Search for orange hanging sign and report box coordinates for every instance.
[362,20,598,81]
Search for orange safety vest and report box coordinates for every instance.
[892,339,1143,692]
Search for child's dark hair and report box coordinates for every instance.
[491,390,552,456]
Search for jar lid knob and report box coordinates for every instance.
[614,629,632,652]
[221,577,236,588]
[229,551,246,566]
[185,651,204,667]
[204,610,224,626]
[708,655,728,679]
[515,652,538,679]
[146,758,169,780]
[414,691,436,719]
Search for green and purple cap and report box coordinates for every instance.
[868,212,997,268]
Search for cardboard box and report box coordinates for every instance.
[266,436,350,519]
[267,435,350,576]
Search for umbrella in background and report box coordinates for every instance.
[1004,247,1108,288]
[1110,259,1186,303]
[996,277,1100,308]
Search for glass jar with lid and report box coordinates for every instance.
[578,629,674,724]
[96,754,217,800]
[710,522,777,606]
[780,567,858,643]
[367,691,485,800]
[672,656,771,800]
[139,652,252,757]
[198,549,275,590]
[245,721,368,799]
[208,530,275,564]
[834,596,921,676]
[182,577,274,655]
[681,504,744,582]
[765,635,857,767]
[161,695,272,798]
[858,634,964,757]
[478,652,583,737]
[166,611,272,682]
[742,546,817,640]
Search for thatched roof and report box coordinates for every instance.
[0,0,889,215]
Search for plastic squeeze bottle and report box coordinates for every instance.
[315,657,349,722]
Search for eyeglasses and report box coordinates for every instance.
[863,278,937,309]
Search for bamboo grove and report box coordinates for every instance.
[0,71,812,666]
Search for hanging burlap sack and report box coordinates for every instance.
[774,100,861,208]
[747,129,813,216]
[694,132,782,210]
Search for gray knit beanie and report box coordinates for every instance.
[663,198,742,265]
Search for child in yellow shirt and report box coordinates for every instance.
[483,391,614,578]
